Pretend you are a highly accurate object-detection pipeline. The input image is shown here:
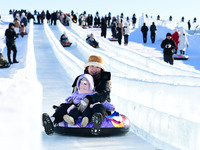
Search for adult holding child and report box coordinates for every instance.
[42,55,111,136]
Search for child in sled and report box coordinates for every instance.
[19,23,26,37]
[42,74,114,135]
[86,33,99,48]
[0,52,10,68]
[60,32,71,46]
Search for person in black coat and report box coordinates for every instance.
[5,23,19,64]
[94,14,100,27]
[51,11,57,25]
[132,14,137,28]
[101,18,107,38]
[141,23,148,43]
[150,22,157,43]
[117,23,123,45]
[111,17,117,39]
[188,20,191,30]
[161,33,176,65]
[107,12,111,27]
[46,10,51,24]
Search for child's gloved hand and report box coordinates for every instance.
[67,104,75,114]
[78,98,89,112]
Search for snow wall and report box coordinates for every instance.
[0,19,43,150]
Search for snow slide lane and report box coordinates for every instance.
[35,22,157,149]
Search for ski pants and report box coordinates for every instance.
[124,35,129,45]
[143,33,147,43]
[52,103,106,124]
[151,32,156,43]
[164,54,174,65]
[6,43,17,63]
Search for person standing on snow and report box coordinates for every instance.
[172,29,179,54]
[187,20,191,30]
[20,12,28,27]
[111,17,117,39]
[141,23,148,43]
[117,23,123,45]
[101,17,107,38]
[161,33,176,65]
[5,23,19,64]
[123,21,130,45]
[178,30,189,55]
[150,22,157,43]
[132,13,137,28]
[46,10,51,24]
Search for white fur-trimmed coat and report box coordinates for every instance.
[178,34,189,51]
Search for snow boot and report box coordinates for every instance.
[42,113,54,135]
[63,114,74,125]
[91,113,103,135]
[81,117,89,127]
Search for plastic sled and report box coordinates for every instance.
[0,63,10,68]
[93,25,100,28]
[174,54,189,60]
[108,38,118,41]
[82,26,88,29]
[54,112,130,136]
[61,41,72,47]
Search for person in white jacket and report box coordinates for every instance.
[178,30,189,55]
[123,21,130,45]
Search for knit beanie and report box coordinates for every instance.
[166,33,172,37]
[84,55,105,70]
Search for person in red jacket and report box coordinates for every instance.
[172,29,179,54]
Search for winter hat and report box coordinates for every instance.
[166,33,172,37]
[9,23,15,28]
[77,74,94,92]
[84,55,105,70]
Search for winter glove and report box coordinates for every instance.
[67,104,75,114]
[78,98,89,113]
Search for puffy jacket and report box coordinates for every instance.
[150,24,157,33]
[161,38,176,55]
[123,22,130,35]
[5,25,17,45]
[141,24,148,33]
[172,32,179,50]
[178,33,189,51]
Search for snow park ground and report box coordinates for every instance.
[0,13,200,150]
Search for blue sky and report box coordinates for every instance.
[1,0,200,21]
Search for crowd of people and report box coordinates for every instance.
[2,9,193,67]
